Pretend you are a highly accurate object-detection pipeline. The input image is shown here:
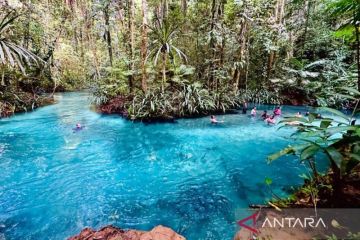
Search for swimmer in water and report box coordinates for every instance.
[265,115,276,125]
[274,106,282,116]
[210,115,224,124]
[73,123,84,132]
[295,112,302,118]
[316,113,323,119]
[261,110,269,120]
[242,101,248,114]
[250,107,257,117]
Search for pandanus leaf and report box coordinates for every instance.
[336,93,358,100]
[319,107,350,122]
[324,126,357,136]
[267,146,296,162]
[324,147,343,169]
[300,145,320,161]
[320,120,332,128]
[339,87,360,96]
[0,43,5,64]
[1,41,14,66]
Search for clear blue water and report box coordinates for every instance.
[0,92,317,240]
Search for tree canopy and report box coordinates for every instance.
[0,0,359,118]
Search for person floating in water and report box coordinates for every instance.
[274,106,282,116]
[261,110,269,120]
[316,113,323,119]
[265,115,276,125]
[242,101,248,114]
[250,107,257,116]
[286,112,305,126]
[73,123,84,132]
[210,115,224,124]
[295,112,302,118]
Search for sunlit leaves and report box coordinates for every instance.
[268,88,360,179]
[0,11,43,73]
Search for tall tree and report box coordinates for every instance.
[140,0,148,92]
[126,0,135,92]
[329,0,360,90]
[103,1,113,66]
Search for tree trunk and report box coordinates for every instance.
[162,53,167,92]
[103,3,113,66]
[267,52,275,80]
[181,0,187,15]
[267,0,284,82]
[208,0,217,90]
[162,0,168,19]
[117,1,127,51]
[23,6,31,49]
[87,30,100,79]
[43,17,67,62]
[127,0,135,92]
[245,38,250,91]
[237,21,247,90]
[356,23,360,91]
[233,68,240,92]
[140,0,148,93]
[302,0,312,54]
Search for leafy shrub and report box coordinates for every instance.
[128,88,174,120]
[236,89,283,105]
[173,82,216,116]
[90,67,129,105]
[99,95,130,115]
[0,89,53,117]
[128,83,241,121]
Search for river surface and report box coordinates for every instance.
[0,92,316,239]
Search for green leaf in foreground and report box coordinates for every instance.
[265,177,273,186]
[319,107,350,122]
[267,146,295,162]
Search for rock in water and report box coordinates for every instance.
[68,225,186,240]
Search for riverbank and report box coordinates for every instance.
[96,89,286,122]
[95,88,356,122]
[69,225,185,240]
[0,91,54,118]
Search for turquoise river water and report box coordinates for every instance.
[0,92,318,239]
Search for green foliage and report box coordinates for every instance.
[126,82,285,120]
[147,19,187,66]
[128,83,239,120]
[129,88,174,120]
[0,83,53,117]
[324,232,360,240]
[1,0,359,120]
[0,11,43,72]
[52,43,87,90]
[236,89,283,105]
[173,82,216,116]
[268,89,360,191]
[90,62,129,105]
[328,0,360,29]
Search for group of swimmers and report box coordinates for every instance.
[249,106,282,125]
[210,105,283,125]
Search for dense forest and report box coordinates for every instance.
[0,0,359,120]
